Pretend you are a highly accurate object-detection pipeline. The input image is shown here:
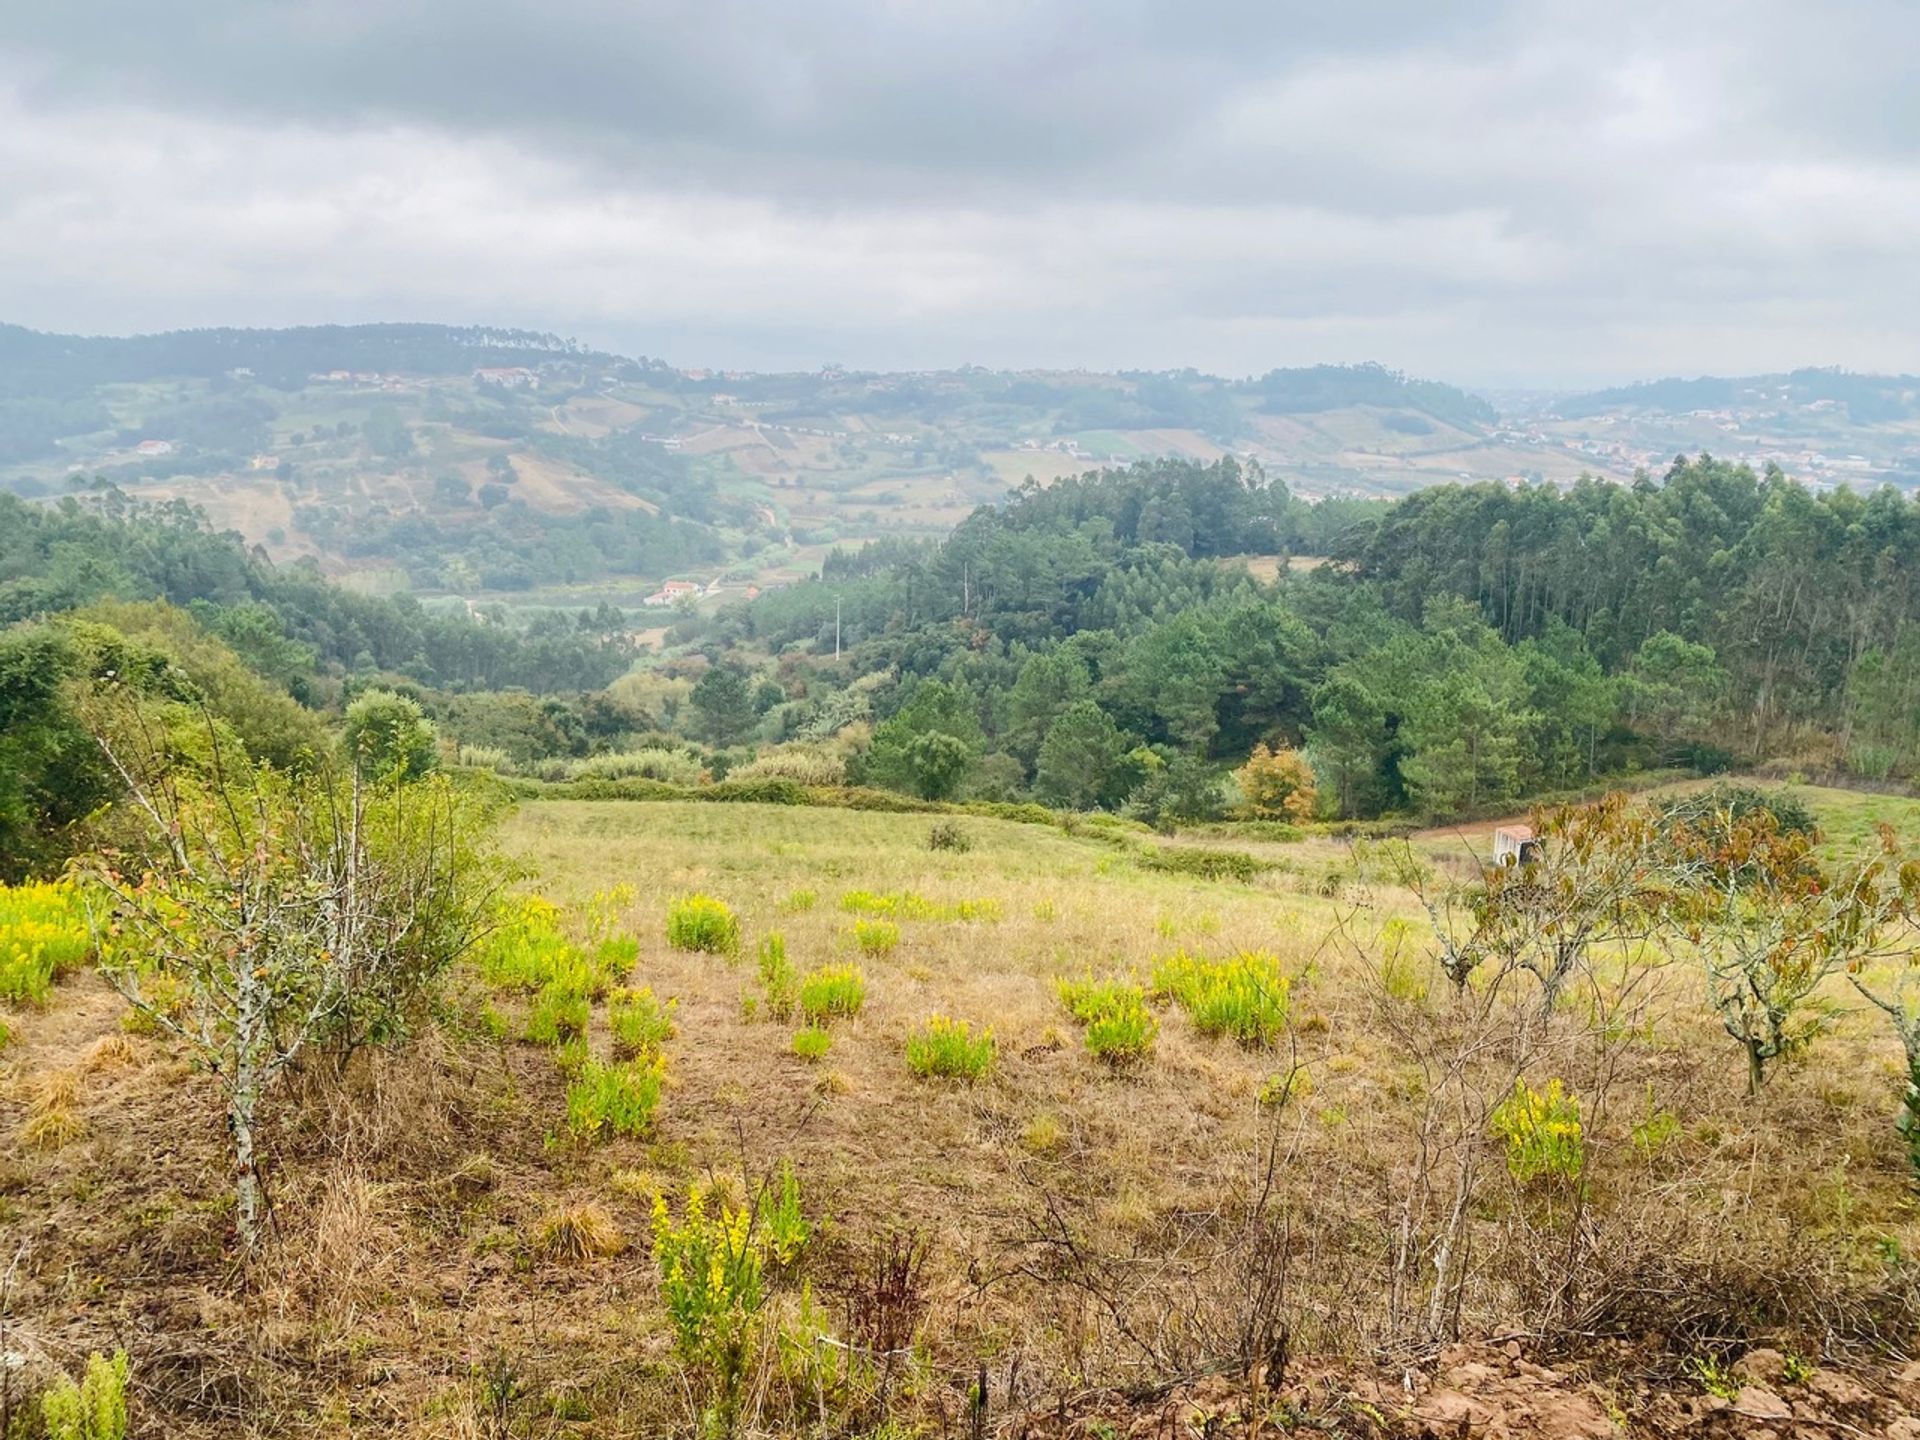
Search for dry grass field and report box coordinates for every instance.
[9,791,1920,1435]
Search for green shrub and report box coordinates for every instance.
[927,820,973,853]
[1056,973,1137,1025]
[1085,1005,1158,1065]
[905,1016,995,1081]
[799,963,867,1023]
[651,1184,762,1430]
[757,933,797,1020]
[1658,782,1819,841]
[1138,846,1271,883]
[569,747,704,786]
[1152,949,1291,1046]
[666,893,740,956]
[609,986,677,1058]
[728,746,847,787]
[524,983,590,1045]
[839,889,1000,923]
[567,1057,665,1140]
[1186,820,1306,844]
[778,888,818,914]
[593,933,640,977]
[758,1160,809,1266]
[701,778,809,806]
[961,800,1057,826]
[791,1026,832,1061]
[41,1350,129,1440]
[476,894,624,997]
[849,918,900,958]
[1056,975,1158,1066]
[546,776,685,802]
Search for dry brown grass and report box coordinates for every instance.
[7,798,1920,1435]
[81,1031,140,1072]
[534,1201,626,1265]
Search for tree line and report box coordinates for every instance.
[685,454,1920,818]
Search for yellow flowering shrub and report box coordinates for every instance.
[648,1182,760,1436]
[1491,1077,1585,1183]
[0,879,92,1006]
[1151,949,1291,1047]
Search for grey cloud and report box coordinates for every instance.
[0,1,1917,386]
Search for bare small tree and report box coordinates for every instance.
[1473,795,1673,1014]
[83,703,501,1252]
[1668,807,1890,1094]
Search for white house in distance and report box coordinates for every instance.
[1493,825,1543,867]
[642,579,701,608]
[134,438,174,457]
[473,366,539,389]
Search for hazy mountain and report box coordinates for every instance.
[7,323,1920,602]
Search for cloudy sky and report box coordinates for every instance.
[1,1,1916,387]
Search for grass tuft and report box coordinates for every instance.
[666,893,740,956]
[848,918,900,958]
[608,986,677,1059]
[791,1026,832,1061]
[799,964,867,1024]
[1056,973,1159,1066]
[905,1016,995,1082]
[566,1057,665,1141]
[1151,949,1291,1047]
[524,983,589,1046]
[536,1202,626,1263]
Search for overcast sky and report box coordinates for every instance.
[1,2,1916,387]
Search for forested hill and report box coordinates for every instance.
[0,322,1546,603]
[10,450,1920,887]
[691,454,1920,818]
[10,320,1920,606]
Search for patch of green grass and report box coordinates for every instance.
[799,963,867,1024]
[1085,1001,1158,1066]
[476,894,625,997]
[1056,974,1158,1066]
[666,893,740,956]
[839,889,1001,923]
[905,1016,995,1082]
[525,983,589,1046]
[791,1026,832,1061]
[1151,949,1291,1047]
[849,918,900,957]
[566,1057,665,1140]
[609,986,676,1058]
[756,932,798,1020]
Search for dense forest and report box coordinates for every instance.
[7,452,1920,882]
[697,454,1920,816]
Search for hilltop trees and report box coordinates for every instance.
[1034,701,1127,810]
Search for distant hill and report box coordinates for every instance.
[5,322,1920,604]
[1554,368,1920,424]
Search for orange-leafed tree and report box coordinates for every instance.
[1236,742,1317,821]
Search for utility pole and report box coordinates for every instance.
[834,596,841,660]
